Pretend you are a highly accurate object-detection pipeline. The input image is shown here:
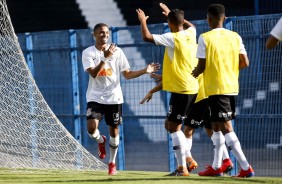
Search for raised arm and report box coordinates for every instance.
[136,8,154,43]
[159,3,195,29]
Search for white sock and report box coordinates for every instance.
[225,132,249,170]
[185,138,192,158]
[171,131,187,168]
[89,129,104,143]
[109,135,119,164]
[218,131,230,160]
[211,131,225,170]
[222,143,230,160]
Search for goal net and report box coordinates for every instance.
[0,0,107,171]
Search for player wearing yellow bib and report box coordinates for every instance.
[184,73,233,174]
[137,3,198,176]
[192,4,254,177]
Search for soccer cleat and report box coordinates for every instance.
[166,166,189,176]
[98,135,106,159]
[108,162,117,175]
[198,165,223,176]
[234,166,255,178]
[221,158,234,173]
[187,159,198,172]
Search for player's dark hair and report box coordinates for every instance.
[93,23,109,33]
[168,9,184,26]
[207,4,225,18]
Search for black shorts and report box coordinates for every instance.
[208,95,236,122]
[86,102,122,126]
[167,93,197,123]
[184,98,212,129]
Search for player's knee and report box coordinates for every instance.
[109,135,119,149]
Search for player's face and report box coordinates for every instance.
[93,26,110,45]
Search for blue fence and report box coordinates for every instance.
[17,14,282,177]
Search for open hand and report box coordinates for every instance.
[136,8,149,23]
[159,3,170,17]
[103,43,117,58]
[146,62,161,74]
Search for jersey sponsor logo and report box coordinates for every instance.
[98,68,113,77]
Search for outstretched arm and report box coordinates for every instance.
[140,82,162,104]
[159,3,195,29]
[123,62,160,79]
[136,8,154,43]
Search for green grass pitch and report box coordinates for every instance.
[0,168,281,184]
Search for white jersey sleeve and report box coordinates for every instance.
[152,32,174,48]
[116,48,130,72]
[196,31,247,59]
[270,17,282,41]
[196,35,206,59]
[82,46,95,71]
[238,35,247,55]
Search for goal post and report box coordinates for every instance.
[0,0,106,171]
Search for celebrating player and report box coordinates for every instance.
[82,23,160,175]
[137,2,199,176]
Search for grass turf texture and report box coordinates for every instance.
[0,169,281,184]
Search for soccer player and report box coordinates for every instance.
[136,3,199,176]
[266,17,282,49]
[82,23,160,175]
[184,74,233,174]
[140,73,234,174]
[192,4,254,177]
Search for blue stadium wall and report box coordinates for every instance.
[17,14,282,177]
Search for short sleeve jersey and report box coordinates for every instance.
[270,17,282,41]
[82,45,130,104]
[196,28,246,96]
[152,27,199,94]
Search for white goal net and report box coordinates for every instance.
[0,0,107,171]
